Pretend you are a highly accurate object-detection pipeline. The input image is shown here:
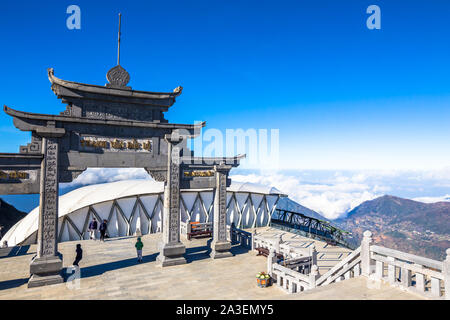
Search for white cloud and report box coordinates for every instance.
[60,167,450,221]
[231,168,450,220]
[62,168,151,188]
[231,172,382,220]
[413,195,450,203]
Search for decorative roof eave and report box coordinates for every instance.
[4,106,205,131]
[48,68,183,100]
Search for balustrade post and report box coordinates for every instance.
[400,267,412,287]
[353,263,361,276]
[361,230,372,277]
[274,234,283,253]
[444,248,450,300]
[344,263,351,279]
[375,260,384,280]
[309,265,319,289]
[430,277,440,298]
[414,264,425,293]
[387,257,396,284]
[361,230,373,277]
[268,248,276,276]
[187,221,192,236]
[310,244,317,266]
[251,230,256,251]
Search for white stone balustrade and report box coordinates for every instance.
[254,233,314,259]
[369,244,449,299]
[271,262,319,294]
[289,229,450,300]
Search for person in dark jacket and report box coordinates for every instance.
[88,217,98,240]
[73,244,83,266]
[135,237,144,263]
[99,220,107,242]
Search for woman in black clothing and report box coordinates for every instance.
[73,244,82,266]
[99,220,108,242]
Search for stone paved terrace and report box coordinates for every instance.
[0,229,424,300]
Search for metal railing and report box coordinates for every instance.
[270,208,354,249]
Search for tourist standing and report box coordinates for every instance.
[135,237,144,263]
[88,217,98,240]
[73,244,83,266]
[99,219,107,242]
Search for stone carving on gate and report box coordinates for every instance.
[106,65,130,87]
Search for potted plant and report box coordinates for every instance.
[256,272,271,288]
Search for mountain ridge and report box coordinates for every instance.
[0,198,27,239]
[335,194,450,260]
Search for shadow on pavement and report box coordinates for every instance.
[0,278,28,290]
[68,252,159,280]
[65,241,251,281]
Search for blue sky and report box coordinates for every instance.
[0,0,449,170]
[1,1,450,214]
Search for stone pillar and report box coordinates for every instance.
[157,134,186,267]
[28,137,63,288]
[210,164,232,259]
[444,248,450,300]
[360,230,373,277]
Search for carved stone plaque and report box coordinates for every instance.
[168,145,180,243]
[79,136,152,153]
[215,170,228,242]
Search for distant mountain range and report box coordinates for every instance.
[0,198,27,239]
[334,195,450,260]
[276,194,449,261]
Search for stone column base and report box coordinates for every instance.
[28,254,64,288]
[28,274,64,288]
[210,241,232,259]
[157,242,186,267]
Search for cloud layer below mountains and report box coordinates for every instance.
[63,167,450,221]
[230,172,383,220]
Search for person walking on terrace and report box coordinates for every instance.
[99,219,107,242]
[73,244,83,267]
[88,217,98,240]
[135,237,144,263]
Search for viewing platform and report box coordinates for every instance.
[0,229,425,300]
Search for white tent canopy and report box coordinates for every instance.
[2,179,286,246]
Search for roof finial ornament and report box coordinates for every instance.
[106,13,130,88]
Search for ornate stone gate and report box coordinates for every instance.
[0,64,243,287]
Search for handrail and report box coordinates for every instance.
[371,245,443,271]
[316,246,361,286]
[273,263,311,283]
